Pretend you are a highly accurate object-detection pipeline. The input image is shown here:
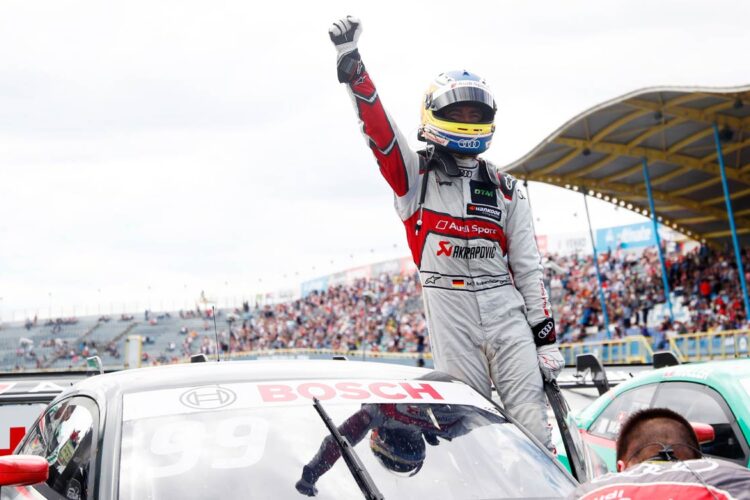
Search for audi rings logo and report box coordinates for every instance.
[179,386,237,410]
[456,138,481,149]
[537,321,554,339]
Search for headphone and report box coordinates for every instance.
[627,441,703,463]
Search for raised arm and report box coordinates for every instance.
[295,406,374,496]
[329,16,421,220]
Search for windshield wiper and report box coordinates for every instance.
[312,397,384,500]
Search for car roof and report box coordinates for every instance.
[0,372,87,399]
[71,360,434,398]
[628,358,750,388]
[577,359,750,427]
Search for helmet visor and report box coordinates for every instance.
[431,85,495,122]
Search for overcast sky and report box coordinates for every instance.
[1,0,749,318]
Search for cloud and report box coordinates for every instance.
[1,0,749,314]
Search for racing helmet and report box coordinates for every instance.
[369,427,426,475]
[419,70,496,155]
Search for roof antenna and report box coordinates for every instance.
[212,305,220,362]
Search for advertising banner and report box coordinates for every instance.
[546,232,590,255]
[300,276,329,297]
[595,222,662,253]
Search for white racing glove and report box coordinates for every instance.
[328,15,362,59]
[537,344,564,382]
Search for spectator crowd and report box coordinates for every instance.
[178,243,750,360]
[7,243,750,367]
[549,244,749,345]
[213,272,428,357]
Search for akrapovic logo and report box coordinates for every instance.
[437,241,496,259]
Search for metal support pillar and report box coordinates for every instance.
[713,124,750,319]
[582,192,611,338]
[523,180,538,237]
[642,158,674,321]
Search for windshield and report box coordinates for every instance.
[118,380,574,499]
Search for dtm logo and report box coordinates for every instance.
[473,188,493,197]
[456,138,481,149]
[436,240,496,259]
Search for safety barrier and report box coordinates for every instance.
[559,330,749,365]
[668,329,749,362]
[559,336,654,366]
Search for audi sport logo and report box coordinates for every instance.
[179,386,237,410]
[456,138,481,149]
[434,220,498,236]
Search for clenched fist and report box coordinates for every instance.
[329,16,362,58]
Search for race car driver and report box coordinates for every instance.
[328,16,564,450]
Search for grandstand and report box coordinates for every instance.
[1,241,748,371]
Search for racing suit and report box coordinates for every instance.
[335,51,555,448]
[570,458,750,499]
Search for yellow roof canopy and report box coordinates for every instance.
[504,85,750,244]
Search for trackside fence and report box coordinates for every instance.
[668,330,749,362]
[559,335,654,366]
[559,331,749,366]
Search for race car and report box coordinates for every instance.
[575,358,750,471]
[0,372,81,457]
[0,359,580,499]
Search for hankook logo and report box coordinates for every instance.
[467,204,502,222]
[180,386,237,410]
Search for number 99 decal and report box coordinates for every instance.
[146,417,269,478]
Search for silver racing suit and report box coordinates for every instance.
[336,52,555,448]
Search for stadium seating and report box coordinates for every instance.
[1,244,748,370]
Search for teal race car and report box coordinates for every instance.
[574,358,750,471]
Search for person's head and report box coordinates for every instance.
[369,427,426,475]
[419,70,496,156]
[616,408,702,472]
